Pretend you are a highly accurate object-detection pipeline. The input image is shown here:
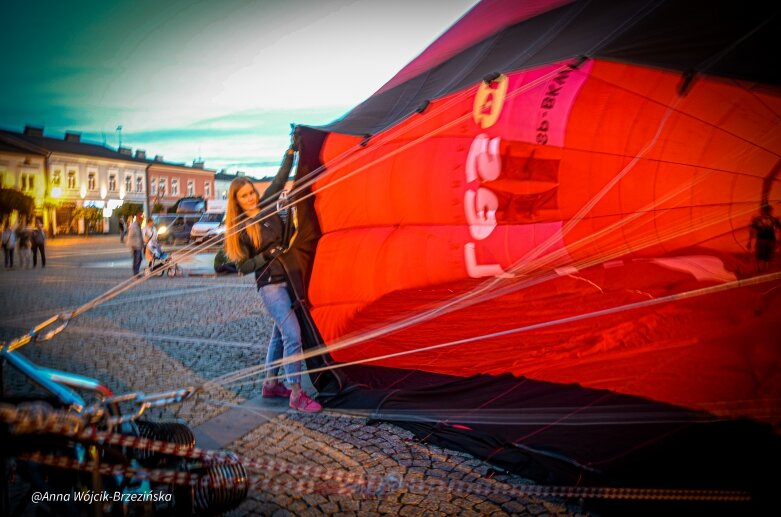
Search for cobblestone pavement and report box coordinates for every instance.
[1,236,591,516]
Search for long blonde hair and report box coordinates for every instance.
[225,177,261,263]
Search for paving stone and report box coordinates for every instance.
[338,498,359,512]
[318,501,339,514]
[419,498,442,512]
[400,493,426,505]
[475,501,501,514]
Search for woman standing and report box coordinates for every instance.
[224,135,322,413]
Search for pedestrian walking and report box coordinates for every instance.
[127,213,144,275]
[2,223,16,269]
[118,216,126,243]
[31,220,46,268]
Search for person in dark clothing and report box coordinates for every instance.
[2,223,15,269]
[118,216,126,243]
[224,134,321,413]
[748,204,781,273]
[16,224,32,269]
[31,221,46,268]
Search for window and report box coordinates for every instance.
[67,170,77,190]
[187,180,195,197]
[124,175,132,194]
[21,174,35,192]
[150,177,157,195]
[135,176,143,193]
[109,174,117,192]
[171,178,179,197]
[204,182,211,199]
[52,169,62,187]
[88,172,96,191]
[158,178,166,196]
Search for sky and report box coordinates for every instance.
[0,0,478,177]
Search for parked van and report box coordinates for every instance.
[175,197,205,214]
[152,214,200,245]
[190,200,226,246]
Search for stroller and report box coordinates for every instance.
[144,240,182,277]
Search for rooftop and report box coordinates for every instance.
[0,126,214,173]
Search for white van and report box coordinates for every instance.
[190,200,226,245]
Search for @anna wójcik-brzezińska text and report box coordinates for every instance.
[31,490,173,504]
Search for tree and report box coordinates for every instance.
[72,206,104,234]
[0,188,34,222]
[114,202,143,220]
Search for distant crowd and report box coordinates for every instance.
[1,218,46,270]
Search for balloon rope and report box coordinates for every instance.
[199,66,578,391]
[217,104,741,381]
[219,212,764,394]
[0,400,763,502]
[209,202,771,395]
[207,164,766,420]
[7,60,542,352]
[294,87,763,357]
[206,203,766,396]
[196,396,781,427]
[267,72,677,350]
[255,271,781,384]
[7,56,581,356]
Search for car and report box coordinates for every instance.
[190,211,225,246]
[204,223,225,245]
[152,214,200,245]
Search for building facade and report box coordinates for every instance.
[0,126,214,234]
[148,158,214,211]
[0,139,47,204]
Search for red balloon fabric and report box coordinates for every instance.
[286,0,781,501]
[305,57,780,425]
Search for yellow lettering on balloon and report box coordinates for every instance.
[473,74,508,129]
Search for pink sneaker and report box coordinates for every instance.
[289,392,322,413]
[262,382,292,398]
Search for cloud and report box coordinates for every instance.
[0,0,478,175]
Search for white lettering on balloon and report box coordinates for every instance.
[464,78,508,278]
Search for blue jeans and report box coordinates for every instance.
[132,249,143,275]
[259,282,302,385]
